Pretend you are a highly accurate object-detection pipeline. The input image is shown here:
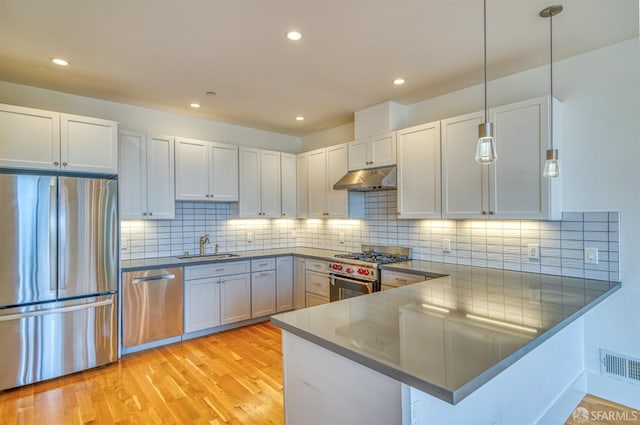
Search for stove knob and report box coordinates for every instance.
[363,269,370,276]
[357,268,364,275]
[337,264,343,271]
[346,268,353,274]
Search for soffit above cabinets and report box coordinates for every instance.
[0,0,636,136]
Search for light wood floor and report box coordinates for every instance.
[565,394,639,425]
[0,322,284,425]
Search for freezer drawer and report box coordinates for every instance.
[123,268,183,348]
[0,294,117,391]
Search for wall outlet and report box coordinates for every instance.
[585,247,599,264]
[338,232,345,244]
[443,239,451,253]
[527,244,540,260]
[246,232,253,244]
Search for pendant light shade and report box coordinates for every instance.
[541,5,562,178]
[476,0,496,164]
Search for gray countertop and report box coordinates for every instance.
[271,262,620,404]
[120,247,347,271]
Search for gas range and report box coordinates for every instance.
[328,245,411,283]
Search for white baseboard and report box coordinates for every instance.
[535,372,587,425]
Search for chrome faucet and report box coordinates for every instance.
[199,235,210,255]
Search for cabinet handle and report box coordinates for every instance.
[149,212,153,216]
[62,162,68,166]
[396,278,408,282]
[489,211,494,215]
[482,211,487,215]
[53,161,60,166]
[282,213,286,216]
[259,262,269,266]
[205,194,210,198]
[220,279,225,284]
[259,272,270,277]
[142,212,147,216]
[209,194,214,198]
[215,268,224,272]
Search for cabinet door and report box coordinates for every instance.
[490,96,556,219]
[260,150,282,218]
[220,273,251,325]
[441,112,488,218]
[276,257,294,312]
[307,148,328,218]
[118,130,147,219]
[184,278,221,333]
[239,147,262,217]
[370,132,396,167]
[348,139,369,170]
[293,257,306,309]
[60,114,118,174]
[146,135,175,219]
[326,144,348,217]
[175,137,209,201]
[397,121,442,218]
[0,104,60,171]
[296,153,308,218]
[280,153,297,218]
[210,142,238,201]
[251,270,277,317]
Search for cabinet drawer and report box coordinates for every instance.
[251,257,275,272]
[381,270,427,288]
[185,260,250,280]
[306,259,328,273]
[305,270,330,297]
[306,292,329,307]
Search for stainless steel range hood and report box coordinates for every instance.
[333,166,397,191]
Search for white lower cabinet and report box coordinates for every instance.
[184,261,251,330]
[220,273,252,325]
[293,257,306,309]
[305,265,330,306]
[305,292,329,307]
[184,277,221,333]
[276,256,294,312]
[251,269,277,318]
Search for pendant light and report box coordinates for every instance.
[541,5,563,178]
[475,0,496,164]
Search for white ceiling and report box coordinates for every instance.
[0,0,637,136]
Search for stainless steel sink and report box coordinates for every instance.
[175,253,240,260]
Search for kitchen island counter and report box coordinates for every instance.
[271,264,619,423]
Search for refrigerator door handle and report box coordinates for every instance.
[58,181,68,290]
[0,299,113,322]
[49,180,58,293]
[131,274,176,284]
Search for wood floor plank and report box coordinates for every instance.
[565,394,639,425]
[0,322,284,425]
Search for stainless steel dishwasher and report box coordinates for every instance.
[122,267,183,348]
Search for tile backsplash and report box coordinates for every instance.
[121,192,620,282]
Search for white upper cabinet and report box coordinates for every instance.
[306,145,363,219]
[348,132,396,170]
[209,142,239,201]
[119,131,175,220]
[441,111,487,219]
[238,147,281,217]
[281,153,297,218]
[326,144,349,217]
[296,153,309,218]
[441,96,561,220]
[397,122,441,219]
[60,114,118,174]
[490,96,562,220]
[0,103,117,174]
[175,137,238,202]
[307,148,328,218]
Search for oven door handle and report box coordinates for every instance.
[330,275,373,293]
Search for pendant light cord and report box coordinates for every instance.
[549,11,554,151]
[483,0,488,118]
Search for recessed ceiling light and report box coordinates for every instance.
[295,116,305,121]
[286,31,302,41]
[190,103,201,108]
[393,78,406,86]
[51,57,69,66]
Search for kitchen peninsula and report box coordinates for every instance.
[271,262,620,425]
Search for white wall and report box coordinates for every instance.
[300,122,354,152]
[0,81,301,153]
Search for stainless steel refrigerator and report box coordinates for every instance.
[0,172,118,391]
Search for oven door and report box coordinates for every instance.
[330,275,373,302]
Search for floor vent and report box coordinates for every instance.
[600,349,640,384]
